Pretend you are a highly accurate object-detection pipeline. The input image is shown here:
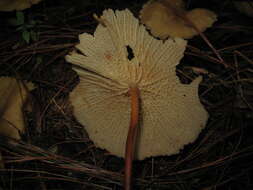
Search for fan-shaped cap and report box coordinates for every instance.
[0,77,34,139]
[140,0,217,39]
[0,0,42,11]
[66,9,208,160]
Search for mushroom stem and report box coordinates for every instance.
[124,86,140,190]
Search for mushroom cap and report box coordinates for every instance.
[66,9,208,160]
[0,0,42,11]
[0,77,34,139]
[139,0,217,39]
[186,8,217,32]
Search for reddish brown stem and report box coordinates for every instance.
[124,86,140,190]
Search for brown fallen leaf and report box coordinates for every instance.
[0,77,34,140]
[140,0,217,39]
[0,0,42,11]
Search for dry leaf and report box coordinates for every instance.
[0,0,42,11]
[140,0,217,39]
[0,77,34,140]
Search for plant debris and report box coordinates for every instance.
[0,0,253,190]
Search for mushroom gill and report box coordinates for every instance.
[66,9,208,159]
[66,8,208,189]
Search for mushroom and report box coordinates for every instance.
[0,0,42,11]
[0,77,34,140]
[140,0,217,39]
[66,9,208,189]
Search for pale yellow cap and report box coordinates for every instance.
[140,0,217,39]
[66,9,208,160]
[0,0,42,11]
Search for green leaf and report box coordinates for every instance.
[16,11,25,25]
[22,30,30,44]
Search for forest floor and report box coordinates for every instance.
[0,0,253,189]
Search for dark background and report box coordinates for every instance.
[0,0,253,189]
